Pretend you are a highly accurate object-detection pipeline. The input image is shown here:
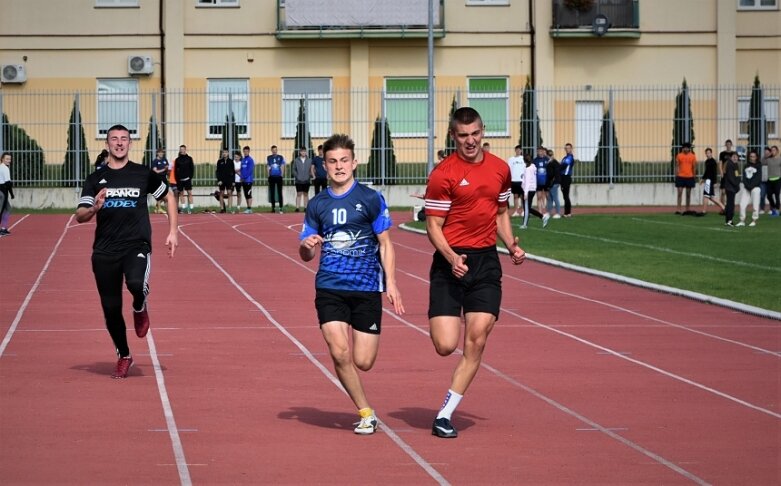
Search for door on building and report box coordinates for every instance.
[575,101,603,162]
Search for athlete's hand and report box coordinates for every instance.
[509,236,526,265]
[166,232,179,258]
[451,254,469,279]
[386,283,405,315]
[93,188,108,211]
[301,234,324,250]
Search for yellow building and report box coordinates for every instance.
[0,0,779,177]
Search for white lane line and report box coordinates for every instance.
[378,308,710,486]
[7,214,29,230]
[180,225,450,486]
[0,215,73,358]
[146,329,192,486]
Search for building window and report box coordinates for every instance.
[196,0,239,6]
[282,78,332,138]
[97,79,139,137]
[467,77,509,137]
[384,78,429,137]
[466,0,510,5]
[208,79,249,138]
[737,0,777,9]
[738,97,778,139]
[95,0,139,6]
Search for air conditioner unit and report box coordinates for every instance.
[1,64,27,84]
[127,55,153,75]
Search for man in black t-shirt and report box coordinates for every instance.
[174,145,195,214]
[718,139,735,209]
[76,124,179,379]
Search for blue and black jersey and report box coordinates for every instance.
[300,181,392,292]
[560,153,575,177]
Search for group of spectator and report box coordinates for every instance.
[675,139,781,226]
[507,144,576,229]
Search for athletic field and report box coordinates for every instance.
[1,211,778,484]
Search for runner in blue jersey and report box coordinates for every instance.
[299,133,404,435]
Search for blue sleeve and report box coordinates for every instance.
[300,202,320,240]
[371,192,392,235]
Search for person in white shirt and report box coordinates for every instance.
[507,145,525,217]
[0,152,13,236]
[233,151,243,212]
[521,154,549,229]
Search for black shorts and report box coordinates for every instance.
[428,247,502,319]
[176,179,193,192]
[295,182,311,193]
[511,182,524,196]
[218,180,234,191]
[675,177,695,188]
[315,289,382,335]
[242,182,253,199]
[703,179,716,197]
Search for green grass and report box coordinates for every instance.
[408,212,781,313]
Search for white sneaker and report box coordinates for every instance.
[552,214,562,219]
[519,225,527,229]
[542,213,551,228]
[354,414,378,435]
[749,221,756,227]
[511,211,519,218]
[735,221,745,227]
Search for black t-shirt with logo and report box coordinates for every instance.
[78,161,169,255]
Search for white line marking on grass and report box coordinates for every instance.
[378,308,710,485]
[0,215,72,358]
[179,226,450,486]
[628,217,730,233]
[146,330,192,486]
[8,214,29,230]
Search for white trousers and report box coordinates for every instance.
[738,186,760,222]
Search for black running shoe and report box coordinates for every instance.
[431,417,458,438]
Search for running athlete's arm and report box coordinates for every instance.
[164,190,179,257]
[496,206,525,265]
[299,207,323,262]
[377,230,405,315]
[426,216,469,278]
[76,187,107,223]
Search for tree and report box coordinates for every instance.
[62,98,90,186]
[443,95,458,156]
[747,74,767,157]
[366,116,397,185]
[518,79,543,158]
[671,78,695,173]
[220,112,240,156]
[292,98,313,160]
[2,113,46,185]
[594,109,622,183]
[142,116,164,167]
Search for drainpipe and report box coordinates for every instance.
[529,0,536,87]
[159,0,166,143]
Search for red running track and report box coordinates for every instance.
[1,213,778,485]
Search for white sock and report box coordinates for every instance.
[436,389,463,420]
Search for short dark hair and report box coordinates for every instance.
[322,133,355,159]
[179,144,187,149]
[317,144,323,150]
[437,149,446,158]
[705,147,713,153]
[725,139,733,144]
[565,143,573,148]
[1,152,11,159]
[536,146,546,151]
[449,107,483,132]
[233,151,242,157]
[270,145,277,150]
[156,147,164,153]
[243,145,250,151]
[514,144,522,151]
[106,124,130,139]
[682,142,692,149]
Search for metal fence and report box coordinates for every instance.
[1,83,778,186]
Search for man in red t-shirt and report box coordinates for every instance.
[424,107,526,438]
[675,142,697,214]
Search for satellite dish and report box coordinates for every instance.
[592,14,609,36]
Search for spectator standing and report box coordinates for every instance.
[507,145,525,217]
[240,146,255,214]
[765,146,780,216]
[520,155,548,229]
[216,149,235,213]
[760,146,771,214]
[267,145,286,213]
[151,148,169,214]
[481,142,490,154]
[0,152,14,236]
[699,148,725,215]
[532,146,549,217]
[723,152,741,226]
[299,133,404,435]
[545,149,562,218]
[293,147,313,212]
[424,107,526,439]
[233,151,243,211]
[718,139,735,210]
[75,125,178,378]
[675,142,697,215]
[560,143,576,217]
[174,145,195,214]
[95,149,109,168]
[312,145,327,195]
[736,150,762,227]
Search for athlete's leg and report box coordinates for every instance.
[92,252,130,357]
[123,247,150,312]
[321,321,372,410]
[449,312,495,394]
[429,316,462,357]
